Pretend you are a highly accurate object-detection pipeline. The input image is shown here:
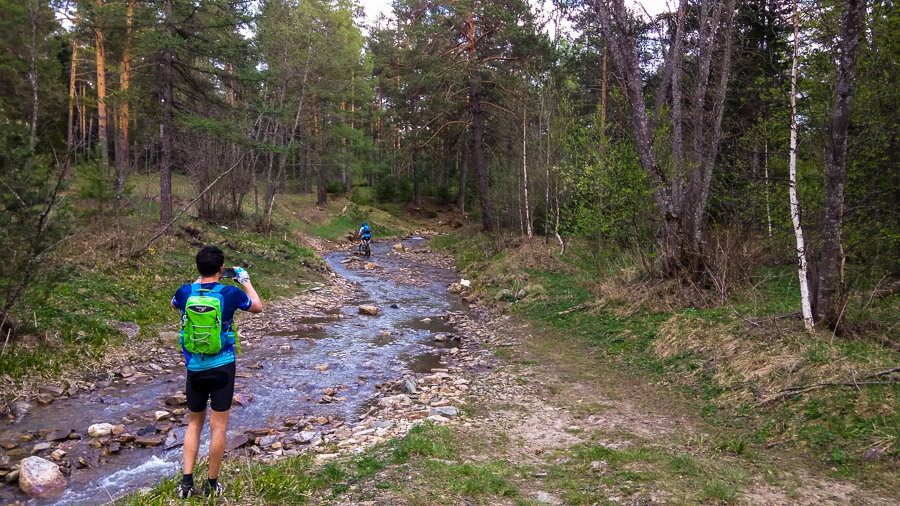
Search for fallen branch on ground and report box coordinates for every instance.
[127,154,245,258]
[558,302,591,316]
[757,367,900,407]
[874,335,900,352]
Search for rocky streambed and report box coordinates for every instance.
[0,235,497,504]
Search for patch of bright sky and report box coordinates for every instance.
[356,0,673,25]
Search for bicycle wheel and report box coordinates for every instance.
[364,242,371,258]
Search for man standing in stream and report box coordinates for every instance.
[171,246,263,498]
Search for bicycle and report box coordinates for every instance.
[358,238,371,258]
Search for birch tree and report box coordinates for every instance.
[788,0,813,331]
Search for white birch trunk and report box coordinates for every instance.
[764,137,772,237]
[522,102,533,239]
[789,1,814,331]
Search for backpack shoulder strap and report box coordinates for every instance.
[211,284,225,293]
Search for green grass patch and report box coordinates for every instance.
[391,422,454,463]
[437,231,900,488]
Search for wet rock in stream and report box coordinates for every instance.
[19,456,66,499]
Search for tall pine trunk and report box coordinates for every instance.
[814,0,865,327]
[114,1,133,195]
[65,35,78,178]
[27,0,40,148]
[95,0,109,168]
[159,0,174,225]
[457,142,468,211]
[466,9,493,231]
[315,105,327,206]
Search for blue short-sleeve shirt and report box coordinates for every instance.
[173,282,251,371]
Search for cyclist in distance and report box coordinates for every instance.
[359,222,372,257]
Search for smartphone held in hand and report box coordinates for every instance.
[222,267,237,279]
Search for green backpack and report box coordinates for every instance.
[181,284,233,355]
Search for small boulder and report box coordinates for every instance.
[135,435,164,447]
[403,379,418,395]
[358,305,379,315]
[232,393,253,406]
[31,442,52,454]
[35,393,54,405]
[154,411,169,421]
[158,331,180,343]
[37,385,65,397]
[294,431,320,444]
[862,448,884,462]
[363,262,377,270]
[392,243,405,252]
[428,406,459,418]
[87,423,116,437]
[165,392,187,406]
[19,456,66,499]
[224,434,250,452]
[433,333,448,342]
[516,288,528,299]
[165,427,188,450]
[45,430,71,442]
[11,401,32,421]
[447,283,464,294]
[5,469,19,483]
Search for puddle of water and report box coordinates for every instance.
[0,236,467,504]
[401,351,445,373]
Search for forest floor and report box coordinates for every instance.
[122,235,896,505]
[1,174,897,504]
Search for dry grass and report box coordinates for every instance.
[653,313,900,407]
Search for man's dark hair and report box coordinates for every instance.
[196,246,225,277]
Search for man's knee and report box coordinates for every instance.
[209,410,230,432]
[187,410,206,428]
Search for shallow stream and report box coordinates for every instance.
[0,236,464,504]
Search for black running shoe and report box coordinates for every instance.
[176,481,194,499]
[204,481,225,497]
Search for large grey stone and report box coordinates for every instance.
[19,456,66,499]
[294,431,320,444]
[11,401,32,421]
[428,406,458,417]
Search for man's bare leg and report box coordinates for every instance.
[207,409,230,479]
[183,409,206,475]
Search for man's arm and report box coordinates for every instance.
[242,280,263,313]
[233,267,263,313]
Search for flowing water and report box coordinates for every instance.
[0,236,465,504]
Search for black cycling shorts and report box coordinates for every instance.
[185,361,236,413]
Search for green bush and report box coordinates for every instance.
[351,187,370,206]
[325,179,346,194]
